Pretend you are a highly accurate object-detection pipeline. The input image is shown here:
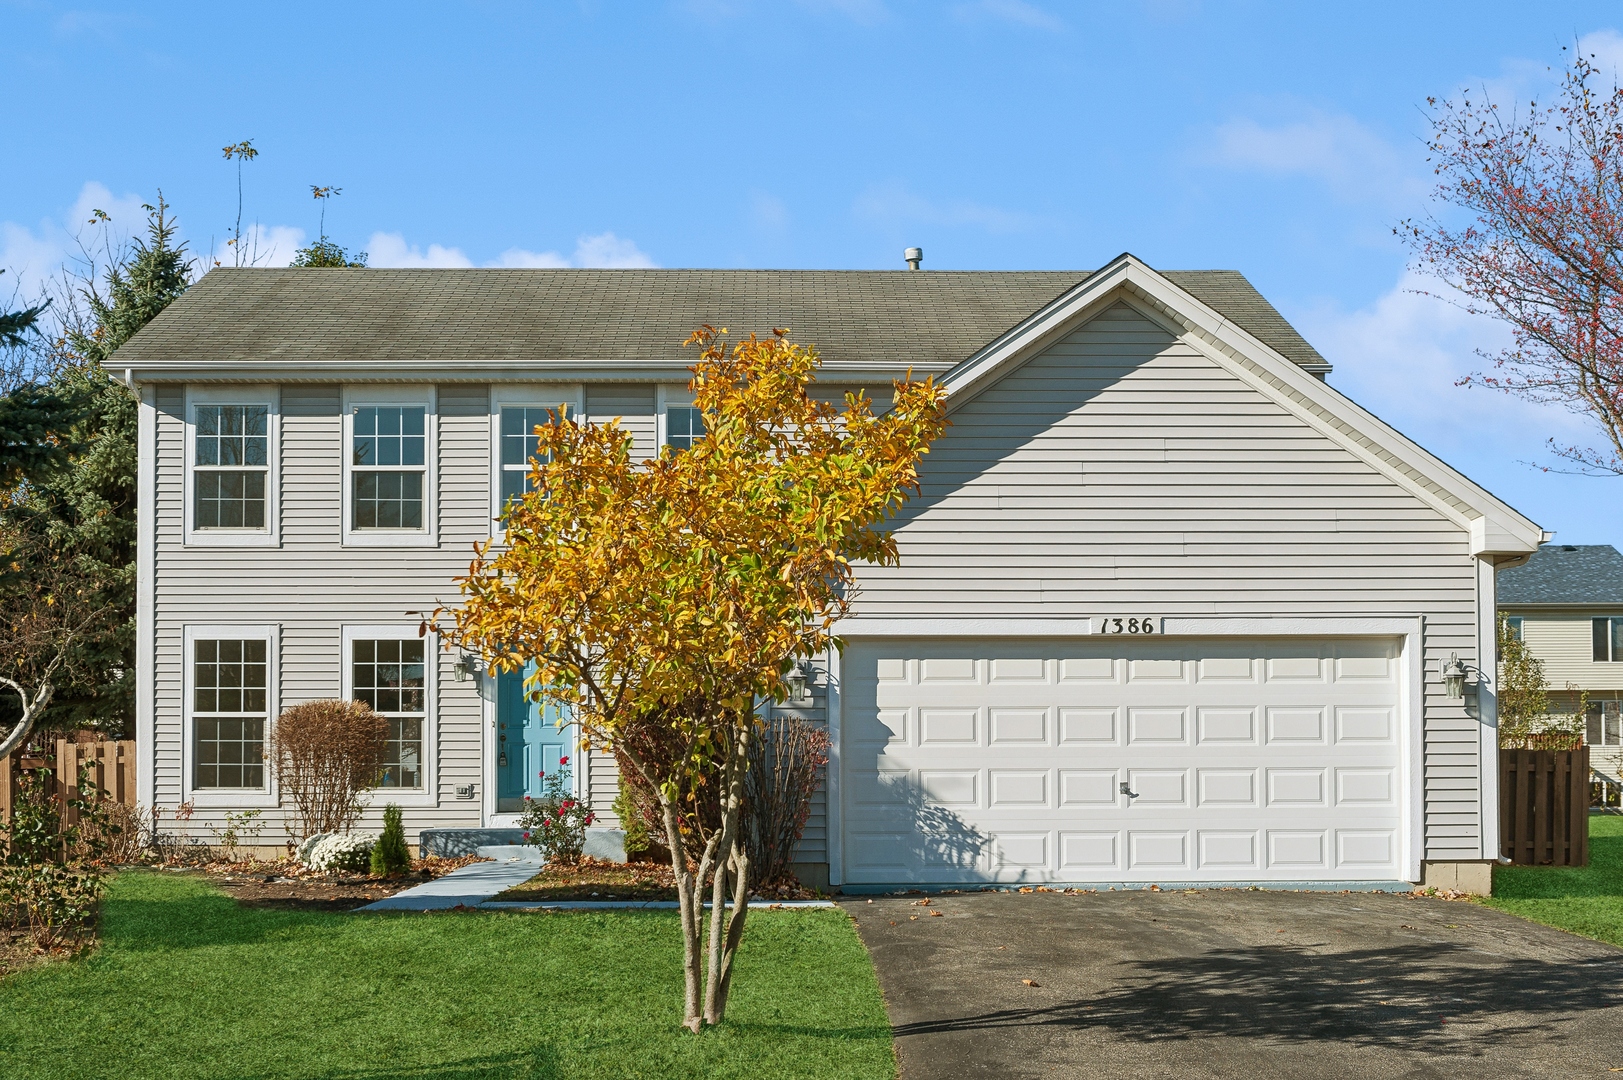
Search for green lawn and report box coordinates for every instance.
[1482,814,1623,947]
[0,871,895,1080]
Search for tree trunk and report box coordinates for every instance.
[659,796,705,1032]
[704,722,752,1025]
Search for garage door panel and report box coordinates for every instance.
[842,637,1405,884]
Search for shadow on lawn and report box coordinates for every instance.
[238,1046,564,1080]
[104,876,354,952]
[893,942,1623,1054]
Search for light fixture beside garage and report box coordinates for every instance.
[783,658,815,704]
[1442,653,1469,699]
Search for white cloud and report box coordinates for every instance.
[571,232,656,268]
[1579,28,1623,79]
[749,192,790,232]
[854,181,1035,234]
[366,230,656,269]
[1205,109,1424,207]
[795,0,889,24]
[0,182,149,296]
[211,223,307,268]
[364,232,476,268]
[952,0,1063,31]
[1292,269,1623,539]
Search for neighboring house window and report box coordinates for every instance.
[353,638,425,788]
[1594,618,1623,661]
[1505,616,1523,641]
[1588,701,1623,747]
[192,638,268,789]
[499,406,561,509]
[193,405,269,530]
[352,406,426,530]
[664,405,706,452]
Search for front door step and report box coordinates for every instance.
[419,827,628,862]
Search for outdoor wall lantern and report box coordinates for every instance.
[453,653,485,682]
[1442,653,1468,699]
[783,659,815,704]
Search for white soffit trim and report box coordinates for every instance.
[938,253,1543,557]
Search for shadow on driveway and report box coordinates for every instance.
[845,889,1623,1079]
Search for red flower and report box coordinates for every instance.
[538,770,545,778]
[559,755,570,766]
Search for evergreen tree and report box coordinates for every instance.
[0,196,193,737]
[370,803,411,875]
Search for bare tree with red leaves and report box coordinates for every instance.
[1403,48,1623,473]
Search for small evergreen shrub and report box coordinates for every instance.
[612,785,651,858]
[370,804,411,875]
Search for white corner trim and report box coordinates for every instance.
[136,389,157,810]
[1477,558,1500,862]
[825,644,844,887]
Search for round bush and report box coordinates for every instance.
[303,832,375,873]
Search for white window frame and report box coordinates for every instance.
[656,384,703,454]
[342,385,437,547]
[183,387,280,547]
[488,384,584,542]
[342,624,438,807]
[182,623,279,808]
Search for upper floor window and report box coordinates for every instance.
[499,406,563,509]
[192,637,268,790]
[1505,616,1524,641]
[1593,617,1623,662]
[664,405,706,452]
[1587,701,1623,746]
[352,637,426,789]
[351,405,426,531]
[193,405,270,531]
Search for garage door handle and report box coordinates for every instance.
[1120,782,1139,799]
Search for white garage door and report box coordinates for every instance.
[840,637,1407,885]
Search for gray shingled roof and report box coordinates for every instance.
[109,267,1328,372]
[1499,544,1623,605]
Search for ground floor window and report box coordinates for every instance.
[351,637,425,788]
[192,638,268,789]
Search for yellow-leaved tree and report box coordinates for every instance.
[442,327,947,1029]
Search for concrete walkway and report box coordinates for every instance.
[356,845,541,911]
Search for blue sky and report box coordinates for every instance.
[6,1,1623,542]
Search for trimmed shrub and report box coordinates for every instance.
[271,699,390,840]
[370,803,411,875]
[612,785,651,859]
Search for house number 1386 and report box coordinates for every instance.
[1099,617,1157,634]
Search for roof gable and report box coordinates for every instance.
[939,253,1543,557]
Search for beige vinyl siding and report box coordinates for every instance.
[1514,612,1623,691]
[150,389,492,842]
[851,303,1485,861]
[586,384,656,461]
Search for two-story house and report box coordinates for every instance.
[1498,543,1623,809]
[111,254,1543,893]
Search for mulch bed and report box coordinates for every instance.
[494,856,817,903]
[190,854,491,913]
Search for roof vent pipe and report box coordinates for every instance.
[904,247,923,271]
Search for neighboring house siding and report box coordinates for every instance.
[849,303,1485,861]
[1514,613,1623,692]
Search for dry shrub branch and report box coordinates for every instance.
[743,715,830,892]
[271,700,388,839]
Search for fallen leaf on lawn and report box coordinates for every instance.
[997,945,1007,950]
[1400,925,1418,930]
[888,920,897,926]
[930,910,943,917]
[909,915,918,920]
[1022,979,1040,987]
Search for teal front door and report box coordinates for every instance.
[496,668,572,813]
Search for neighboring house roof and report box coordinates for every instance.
[1498,544,1623,606]
[108,266,1328,380]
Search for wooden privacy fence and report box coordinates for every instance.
[0,739,137,826]
[1500,747,1590,867]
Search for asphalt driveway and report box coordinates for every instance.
[842,888,1623,1079]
